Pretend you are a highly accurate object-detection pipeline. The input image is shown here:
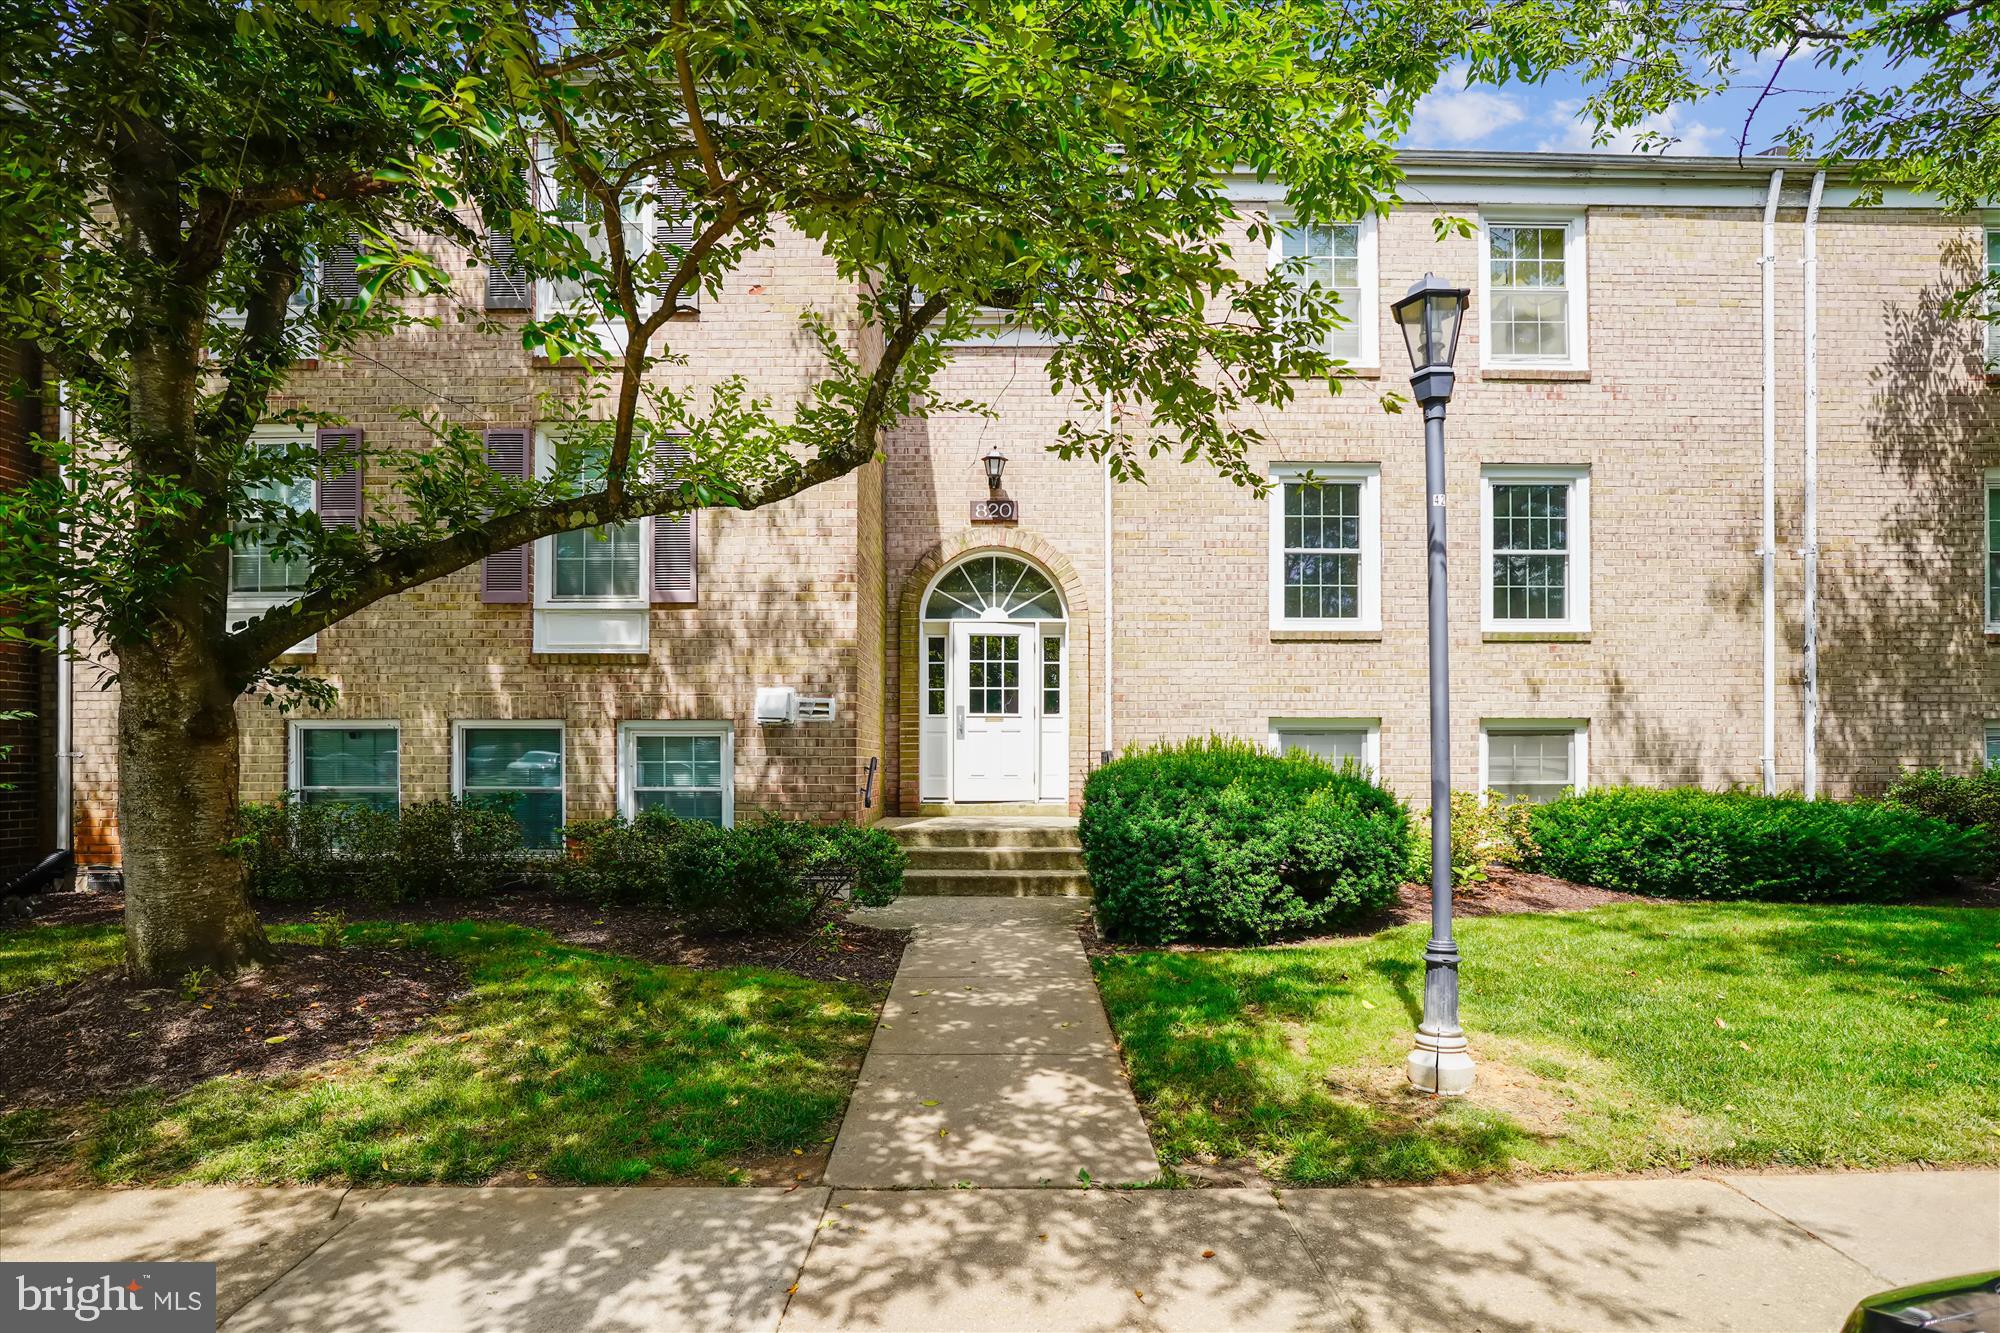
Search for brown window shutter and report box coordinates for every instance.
[314,427,363,529]
[481,427,533,603]
[651,433,697,604]
[320,244,361,303]
[655,178,700,313]
[485,164,532,311]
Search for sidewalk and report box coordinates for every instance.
[4,1170,1994,1330]
[825,897,1158,1188]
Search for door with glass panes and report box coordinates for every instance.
[949,621,1039,801]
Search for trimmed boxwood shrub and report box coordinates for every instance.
[1526,786,1989,902]
[1081,736,1410,945]
[238,796,534,903]
[556,810,907,935]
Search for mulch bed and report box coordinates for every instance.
[0,944,463,1112]
[1079,867,1652,956]
[9,885,910,988]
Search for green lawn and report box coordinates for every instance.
[0,920,881,1185]
[0,924,128,995]
[1094,903,2000,1186]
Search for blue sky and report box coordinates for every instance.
[1399,56,1875,156]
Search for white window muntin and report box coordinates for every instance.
[1985,468,2000,632]
[1985,227,2000,370]
[1477,213,1588,371]
[1480,464,1590,633]
[618,721,735,827]
[288,721,400,812]
[533,427,650,611]
[1269,718,1380,776]
[1268,213,1379,368]
[452,720,566,850]
[229,425,316,602]
[530,149,659,348]
[1269,462,1382,631]
[1479,720,1588,805]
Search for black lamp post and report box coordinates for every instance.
[1390,273,1475,1096]
[982,446,1008,493]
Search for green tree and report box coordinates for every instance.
[0,0,1478,978]
[1479,0,1999,209]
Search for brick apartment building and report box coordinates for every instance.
[50,151,2000,862]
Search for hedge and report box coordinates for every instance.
[238,796,536,903]
[556,810,906,935]
[1526,786,1989,902]
[1080,736,1409,944]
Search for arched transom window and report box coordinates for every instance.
[924,554,1064,620]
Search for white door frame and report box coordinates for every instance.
[916,552,1069,805]
[950,621,1039,802]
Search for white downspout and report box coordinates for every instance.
[1760,169,1784,796]
[1801,171,1825,799]
[1101,394,1114,766]
[55,385,73,851]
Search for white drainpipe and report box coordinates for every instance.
[1759,169,1784,796]
[1101,393,1114,766]
[1801,171,1826,799]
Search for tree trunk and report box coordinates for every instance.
[116,637,272,980]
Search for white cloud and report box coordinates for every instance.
[1408,64,1528,147]
[1537,100,1730,156]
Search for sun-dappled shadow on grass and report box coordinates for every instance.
[3,920,882,1185]
[0,924,125,995]
[1095,902,2000,1185]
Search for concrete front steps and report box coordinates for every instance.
[881,815,1090,897]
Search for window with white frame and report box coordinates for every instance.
[1269,463,1381,630]
[1986,471,2000,630]
[536,429,648,609]
[456,723,565,849]
[620,722,733,826]
[1270,720,1378,775]
[539,163,649,332]
[1482,466,1589,631]
[290,723,400,812]
[1481,216,1587,369]
[1272,218,1376,365]
[1986,722,2000,768]
[1986,228,1999,369]
[229,428,314,603]
[1482,723,1585,804]
[925,634,947,717]
[1041,634,1064,716]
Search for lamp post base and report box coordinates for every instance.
[1406,1029,1476,1096]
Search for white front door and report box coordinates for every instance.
[950,622,1039,802]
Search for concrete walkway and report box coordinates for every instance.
[4,1171,1994,1331]
[824,897,1159,1188]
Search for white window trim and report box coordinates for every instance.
[1477,212,1589,372]
[1269,462,1382,632]
[1985,468,2000,632]
[1984,223,2000,371]
[1266,211,1380,369]
[528,150,674,354]
[1985,720,2000,768]
[1268,718,1381,776]
[288,720,401,808]
[1480,464,1591,633]
[1478,719,1589,803]
[228,424,320,653]
[618,720,736,827]
[451,719,567,848]
[533,427,651,609]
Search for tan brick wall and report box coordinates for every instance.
[71,222,880,859]
[67,182,2000,854]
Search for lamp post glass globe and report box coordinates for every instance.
[982,446,1008,492]
[1395,271,1476,1096]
